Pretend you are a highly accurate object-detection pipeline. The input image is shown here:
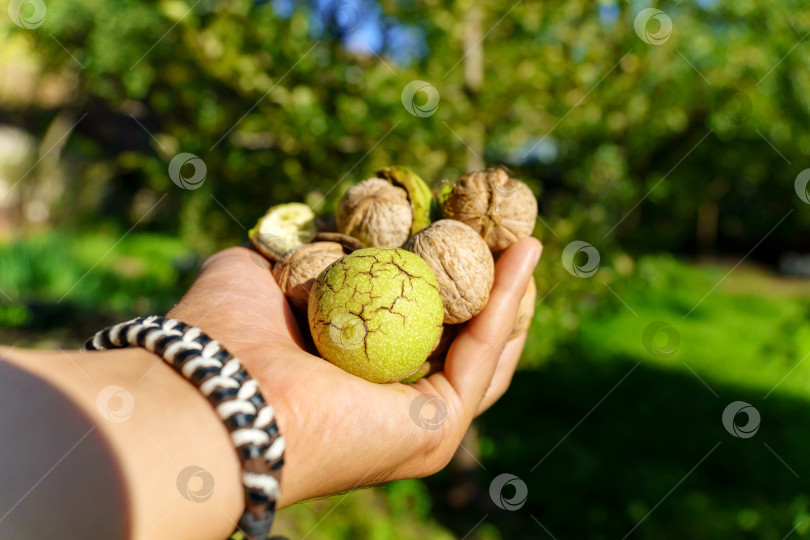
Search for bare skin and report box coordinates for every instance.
[0,237,541,539]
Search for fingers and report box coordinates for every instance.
[476,331,528,415]
[198,245,272,279]
[167,245,305,348]
[440,237,542,420]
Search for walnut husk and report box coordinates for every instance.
[404,220,494,324]
[272,242,345,312]
[509,278,537,339]
[442,166,538,252]
[400,323,464,383]
[337,178,413,247]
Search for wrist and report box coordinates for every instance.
[2,347,242,539]
[83,316,285,537]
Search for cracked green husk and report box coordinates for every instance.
[308,247,443,383]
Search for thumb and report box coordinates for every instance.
[438,237,542,419]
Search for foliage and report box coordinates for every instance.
[4,0,809,356]
[2,0,809,253]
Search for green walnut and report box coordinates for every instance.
[308,247,444,383]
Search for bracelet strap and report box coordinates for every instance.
[84,316,284,540]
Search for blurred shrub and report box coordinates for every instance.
[0,230,191,340]
[0,0,806,252]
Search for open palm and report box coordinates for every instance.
[168,238,541,506]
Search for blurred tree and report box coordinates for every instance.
[2,0,810,352]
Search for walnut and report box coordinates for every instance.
[272,241,346,312]
[249,202,317,261]
[509,278,536,339]
[337,178,413,247]
[375,166,434,234]
[311,232,366,251]
[404,219,494,324]
[442,166,538,252]
[400,323,464,383]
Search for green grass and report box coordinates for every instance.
[461,255,810,540]
[269,481,458,540]
[0,230,195,347]
[572,256,810,401]
[3,232,810,539]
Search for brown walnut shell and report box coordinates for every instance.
[442,166,538,252]
[311,232,366,251]
[404,219,495,324]
[272,242,345,312]
[337,178,413,247]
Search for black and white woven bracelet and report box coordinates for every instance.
[84,316,284,540]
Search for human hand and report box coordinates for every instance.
[168,237,542,507]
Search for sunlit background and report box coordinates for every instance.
[2,0,810,538]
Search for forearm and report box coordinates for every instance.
[0,346,242,540]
